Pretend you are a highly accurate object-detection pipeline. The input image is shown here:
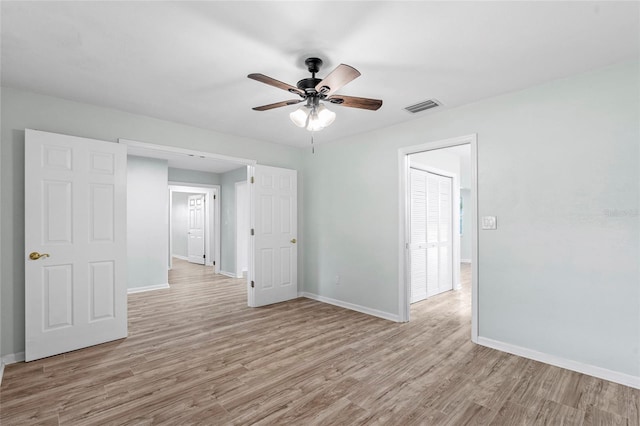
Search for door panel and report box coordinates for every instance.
[89,261,115,321]
[250,165,297,307]
[409,167,454,303]
[25,129,127,362]
[187,194,205,265]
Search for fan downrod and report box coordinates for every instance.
[297,57,324,94]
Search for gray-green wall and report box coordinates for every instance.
[0,87,303,357]
[220,167,248,275]
[302,61,639,377]
[127,156,169,289]
[168,168,220,185]
[171,192,194,258]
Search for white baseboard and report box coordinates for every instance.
[461,259,472,263]
[477,337,640,389]
[172,254,188,261]
[301,292,400,322]
[127,283,170,294]
[2,351,26,383]
[220,271,239,278]
[2,352,25,365]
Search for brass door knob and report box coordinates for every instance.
[290,238,297,244]
[29,252,50,260]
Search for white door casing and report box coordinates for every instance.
[187,194,205,265]
[409,167,454,303]
[235,181,249,278]
[399,135,475,335]
[24,129,127,362]
[248,165,297,307]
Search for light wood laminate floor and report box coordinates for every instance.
[1,259,638,425]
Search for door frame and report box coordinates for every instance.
[118,138,257,295]
[235,180,249,278]
[409,163,461,294]
[398,134,479,343]
[168,184,220,272]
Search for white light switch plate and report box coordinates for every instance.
[482,216,497,230]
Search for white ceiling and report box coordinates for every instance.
[2,1,638,148]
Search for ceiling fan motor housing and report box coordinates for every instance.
[296,57,328,97]
[296,77,322,94]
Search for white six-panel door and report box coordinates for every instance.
[249,165,297,307]
[24,129,127,361]
[409,167,453,303]
[187,194,205,265]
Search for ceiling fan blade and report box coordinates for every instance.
[315,64,361,97]
[326,95,383,111]
[248,73,305,97]
[252,99,303,111]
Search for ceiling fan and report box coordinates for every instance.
[248,57,382,132]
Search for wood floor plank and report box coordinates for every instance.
[1,259,637,425]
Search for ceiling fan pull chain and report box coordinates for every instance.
[311,133,315,154]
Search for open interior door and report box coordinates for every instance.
[24,129,127,361]
[187,194,206,265]
[248,165,297,307]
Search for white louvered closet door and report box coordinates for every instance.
[409,168,454,303]
[435,174,453,296]
[410,169,428,303]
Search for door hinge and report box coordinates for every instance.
[214,194,216,200]
[203,254,206,259]
[213,261,216,266]
[250,176,255,184]
[251,228,254,236]
[251,281,255,288]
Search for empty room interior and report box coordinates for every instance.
[1,1,639,424]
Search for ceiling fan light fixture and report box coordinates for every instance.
[306,110,324,132]
[289,105,311,127]
[316,103,336,127]
[305,103,335,132]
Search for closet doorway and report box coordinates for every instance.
[398,134,478,342]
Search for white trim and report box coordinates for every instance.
[398,134,479,344]
[118,138,257,166]
[301,292,400,322]
[461,259,472,263]
[235,181,250,278]
[2,352,25,365]
[247,166,255,307]
[172,254,188,261]
[477,337,640,389]
[220,271,240,278]
[127,283,170,294]
[1,351,26,384]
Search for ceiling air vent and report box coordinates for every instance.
[404,99,440,113]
